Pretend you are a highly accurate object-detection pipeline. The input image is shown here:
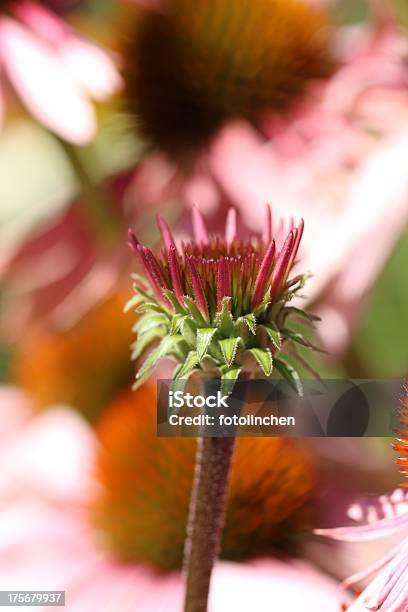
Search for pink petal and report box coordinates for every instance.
[0,17,96,144]
[59,37,122,101]
[315,512,408,542]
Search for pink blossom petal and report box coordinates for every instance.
[0,17,96,144]
[315,512,408,542]
[14,1,67,45]
[59,37,122,101]
[0,405,98,502]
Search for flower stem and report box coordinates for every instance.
[183,435,236,612]
[59,139,122,247]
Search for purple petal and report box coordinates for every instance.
[315,512,408,542]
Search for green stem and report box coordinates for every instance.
[183,435,236,612]
[59,140,122,246]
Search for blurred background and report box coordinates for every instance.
[0,0,407,610]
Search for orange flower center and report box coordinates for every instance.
[91,384,315,571]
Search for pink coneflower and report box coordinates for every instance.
[316,489,408,611]
[0,1,121,143]
[127,206,316,392]
[0,385,346,611]
[316,387,408,610]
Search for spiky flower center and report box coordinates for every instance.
[125,0,333,154]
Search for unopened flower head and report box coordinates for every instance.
[125,0,333,155]
[127,207,319,392]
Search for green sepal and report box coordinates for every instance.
[273,357,303,396]
[215,297,233,336]
[237,314,256,335]
[196,328,217,361]
[135,334,185,382]
[175,350,199,379]
[220,365,241,396]
[131,327,167,360]
[162,289,187,314]
[219,337,240,367]
[137,302,166,314]
[253,293,270,318]
[259,322,281,350]
[183,297,208,326]
[281,328,324,352]
[181,318,198,348]
[281,306,321,323]
[170,313,187,335]
[123,293,144,313]
[135,313,169,335]
[248,347,273,376]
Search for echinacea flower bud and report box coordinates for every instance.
[126,206,320,393]
[124,0,334,155]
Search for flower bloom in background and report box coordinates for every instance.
[316,387,408,610]
[316,489,408,611]
[0,0,121,143]
[0,384,347,611]
[11,285,135,423]
[125,0,333,156]
[128,5,408,357]
[128,207,319,392]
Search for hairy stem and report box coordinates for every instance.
[183,435,236,612]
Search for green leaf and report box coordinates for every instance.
[196,328,217,361]
[131,327,167,360]
[123,293,144,313]
[220,365,241,396]
[175,350,199,379]
[219,337,240,366]
[239,314,257,335]
[273,357,303,396]
[248,347,273,376]
[260,322,281,350]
